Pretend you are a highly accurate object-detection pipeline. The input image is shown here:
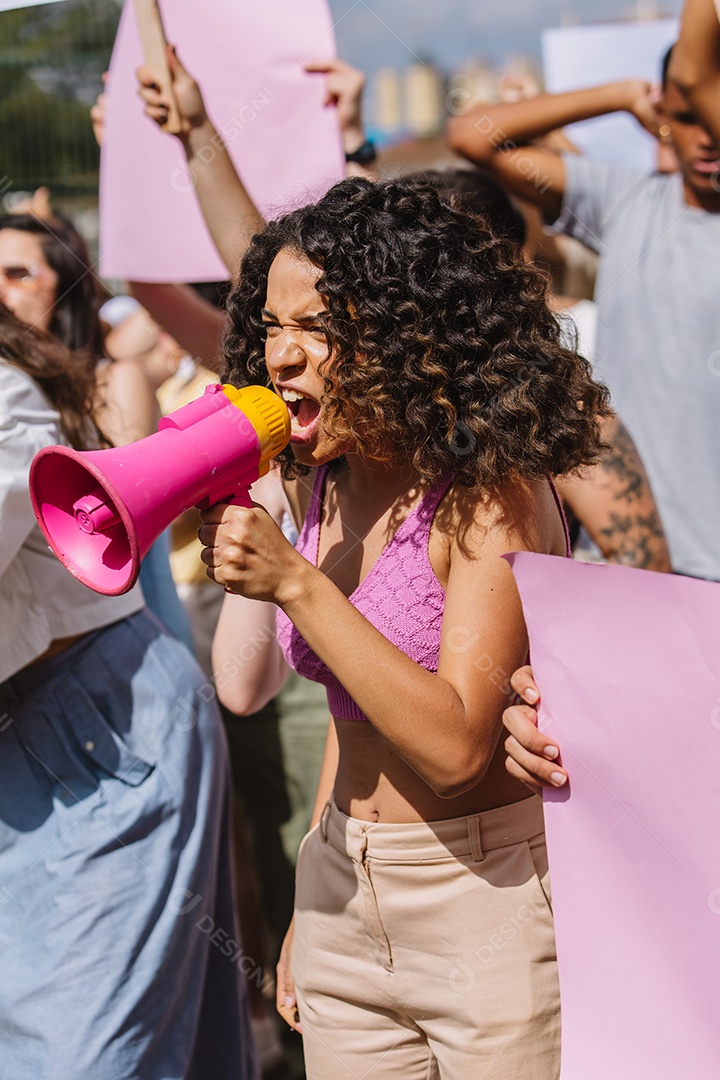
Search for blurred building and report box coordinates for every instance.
[446,61,499,118]
[371,61,446,140]
[372,67,404,138]
[403,62,444,138]
[497,55,545,101]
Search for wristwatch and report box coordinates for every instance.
[344,139,377,166]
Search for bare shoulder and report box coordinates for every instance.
[435,476,567,564]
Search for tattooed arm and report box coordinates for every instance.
[555,414,672,572]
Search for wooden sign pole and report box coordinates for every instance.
[132,0,182,134]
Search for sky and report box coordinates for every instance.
[327,0,683,75]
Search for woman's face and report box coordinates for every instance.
[262,246,345,467]
[0,229,58,333]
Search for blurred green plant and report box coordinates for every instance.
[0,0,121,194]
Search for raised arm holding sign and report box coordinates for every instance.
[131,0,181,134]
[100,0,344,283]
[136,45,264,275]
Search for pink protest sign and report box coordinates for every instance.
[508,552,720,1079]
[100,0,344,282]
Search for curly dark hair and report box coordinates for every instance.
[223,176,610,486]
[413,167,528,248]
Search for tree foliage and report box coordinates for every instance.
[0,0,121,191]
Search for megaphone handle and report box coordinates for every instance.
[227,489,253,509]
[195,487,254,512]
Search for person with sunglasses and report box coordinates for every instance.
[0,213,156,443]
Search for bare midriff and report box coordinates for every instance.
[333,717,533,824]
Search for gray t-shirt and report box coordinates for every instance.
[553,154,720,580]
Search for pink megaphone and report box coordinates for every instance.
[29,383,290,596]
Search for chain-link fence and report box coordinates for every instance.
[0,0,121,230]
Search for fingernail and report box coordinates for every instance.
[284,995,295,1008]
[550,771,567,786]
[544,745,559,760]
[525,688,539,703]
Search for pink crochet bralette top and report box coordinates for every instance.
[275,466,570,722]
[275,464,453,721]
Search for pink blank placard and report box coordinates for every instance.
[100,0,344,282]
[508,552,720,1079]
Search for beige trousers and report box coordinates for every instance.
[292,795,560,1080]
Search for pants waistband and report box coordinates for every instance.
[319,795,545,864]
[0,611,146,706]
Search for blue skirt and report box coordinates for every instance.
[0,610,258,1080]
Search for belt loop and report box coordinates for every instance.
[468,814,484,863]
[319,798,332,843]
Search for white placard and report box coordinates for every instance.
[542,19,678,173]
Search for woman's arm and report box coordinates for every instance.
[670,0,720,146]
[447,78,658,217]
[211,468,291,714]
[137,46,264,276]
[200,482,561,799]
[212,592,289,714]
[127,282,226,375]
[92,79,227,373]
[105,302,192,392]
[556,414,672,572]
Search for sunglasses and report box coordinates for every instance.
[0,263,44,287]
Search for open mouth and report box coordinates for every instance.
[279,387,322,442]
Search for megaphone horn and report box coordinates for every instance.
[30,383,290,597]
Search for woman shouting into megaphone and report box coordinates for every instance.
[199,175,611,1080]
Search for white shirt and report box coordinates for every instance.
[0,362,144,682]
